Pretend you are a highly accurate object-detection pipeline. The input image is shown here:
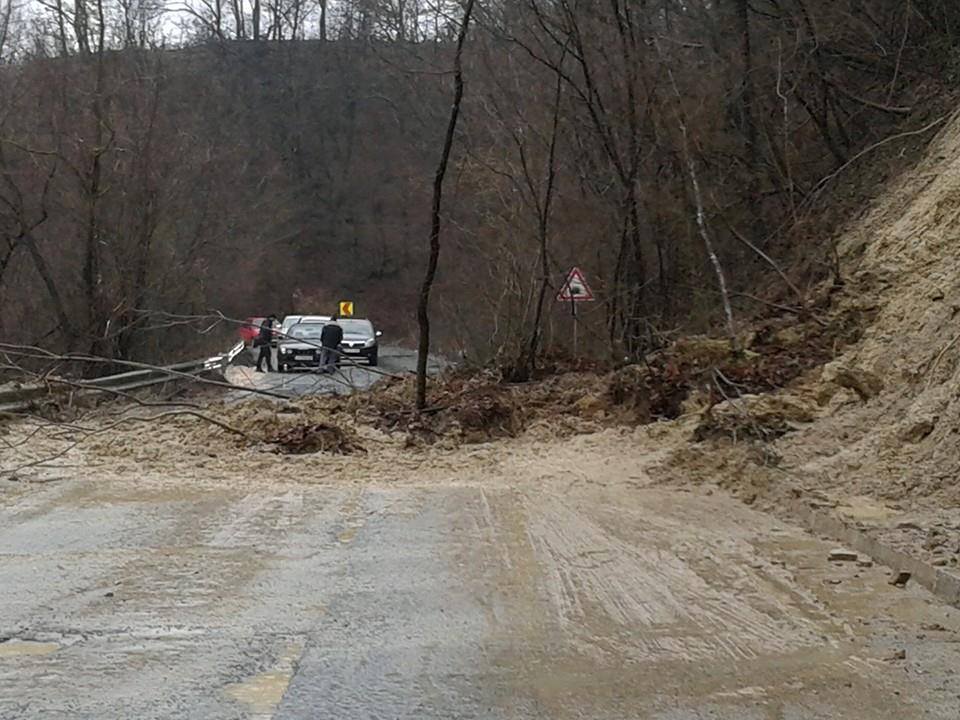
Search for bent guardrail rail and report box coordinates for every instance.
[0,341,246,414]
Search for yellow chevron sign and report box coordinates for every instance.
[339,301,354,317]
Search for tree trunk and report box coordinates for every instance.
[232,0,244,38]
[84,0,109,356]
[659,42,738,350]
[735,0,756,161]
[213,0,223,39]
[74,0,90,54]
[521,60,564,379]
[734,0,763,240]
[685,152,737,349]
[624,186,645,355]
[21,232,76,344]
[415,0,476,410]
[50,0,70,56]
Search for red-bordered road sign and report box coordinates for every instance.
[556,267,595,302]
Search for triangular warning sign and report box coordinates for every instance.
[556,267,595,302]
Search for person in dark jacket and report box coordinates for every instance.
[255,314,277,373]
[319,314,343,373]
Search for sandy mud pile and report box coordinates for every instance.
[649,109,960,569]
[705,110,960,507]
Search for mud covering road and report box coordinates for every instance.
[2,431,960,719]
[227,346,446,400]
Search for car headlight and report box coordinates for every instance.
[364,338,376,347]
[280,347,292,354]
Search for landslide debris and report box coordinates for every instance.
[693,393,819,442]
[192,314,858,455]
[643,109,960,576]
[268,422,365,455]
[684,110,960,512]
[70,110,960,556]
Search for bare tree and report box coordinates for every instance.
[0,0,15,58]
[2,0,959,374]
[33,0,71,54]
[416,0,476,410]
[654,39,737,349]
[469,23,569,377]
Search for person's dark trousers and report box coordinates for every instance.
[256,345,273,372]
[320,347,337,373]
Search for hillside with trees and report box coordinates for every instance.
[1,0,958,369]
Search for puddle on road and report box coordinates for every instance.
[337,527,359,544]
[225,641,304,717]
[0,639,60,658]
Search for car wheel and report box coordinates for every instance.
[368,350,379,367]
[279,363,286,374]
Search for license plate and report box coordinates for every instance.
[294,355,313,361]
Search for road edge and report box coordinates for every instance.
[789,499,960,607]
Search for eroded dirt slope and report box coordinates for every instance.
[649,108,960,570]
[779,108,960,506]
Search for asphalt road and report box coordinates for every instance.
[227,345,444,400]
[2,467,960,719]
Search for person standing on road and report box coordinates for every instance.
[255,314,277,373]
[320,314,343,374]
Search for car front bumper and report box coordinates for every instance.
[278,349,322,368]
[340,344,377,359]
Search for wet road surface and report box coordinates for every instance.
[227,346,445,400]
[2,468,960,719]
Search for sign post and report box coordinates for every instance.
[556,267,594,358]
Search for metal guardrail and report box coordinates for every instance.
[0,341,246,414]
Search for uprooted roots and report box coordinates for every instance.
[268,422,366,455]
[374,380,527,445]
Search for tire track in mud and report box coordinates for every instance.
[523,493,828,664]
[439,482,951,720]
[207,490,306,548]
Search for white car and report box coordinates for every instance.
[278,315,330,342]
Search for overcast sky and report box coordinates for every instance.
[2,0,461,58]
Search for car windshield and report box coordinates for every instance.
[289,324,324,340]
[339,319,374,335]
[283,315,329,332]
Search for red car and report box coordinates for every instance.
[239,317,265,345]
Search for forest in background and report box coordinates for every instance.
[1,0,959,370]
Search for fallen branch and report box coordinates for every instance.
[729,292,828,326]
[924,331,960,388]
[0,409,249,479]
[804,115,948,210]
[0,342,292,400]
[721,213,806,308]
